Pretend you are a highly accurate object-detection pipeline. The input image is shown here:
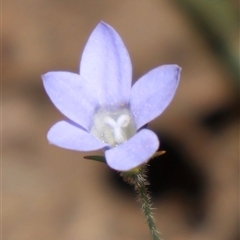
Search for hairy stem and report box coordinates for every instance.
[121,166,161,240]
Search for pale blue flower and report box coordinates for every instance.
[42,22,181,171]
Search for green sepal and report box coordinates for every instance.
[150,150,166,159]
[83,155,106,163]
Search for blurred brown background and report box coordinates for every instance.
[3,0,239,240]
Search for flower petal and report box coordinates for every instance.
[80,21,132,106]
[42,71,97,131]
[47,120,108,151]
[130,65,181,129]
[105,129,159,171]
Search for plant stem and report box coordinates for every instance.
[121,166,161,240]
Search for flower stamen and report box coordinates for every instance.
[105,115,131,144]
[91,107,136,146]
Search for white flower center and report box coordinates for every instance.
[90,107,136,146]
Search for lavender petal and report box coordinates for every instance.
[130,65,181,129]
[105,129,159,171]
[80,21,132,106]
[47,120,108,151]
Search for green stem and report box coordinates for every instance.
[121,166,161,240]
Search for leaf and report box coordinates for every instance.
[83,155,106,163]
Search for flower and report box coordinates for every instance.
[42,21,181,171]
